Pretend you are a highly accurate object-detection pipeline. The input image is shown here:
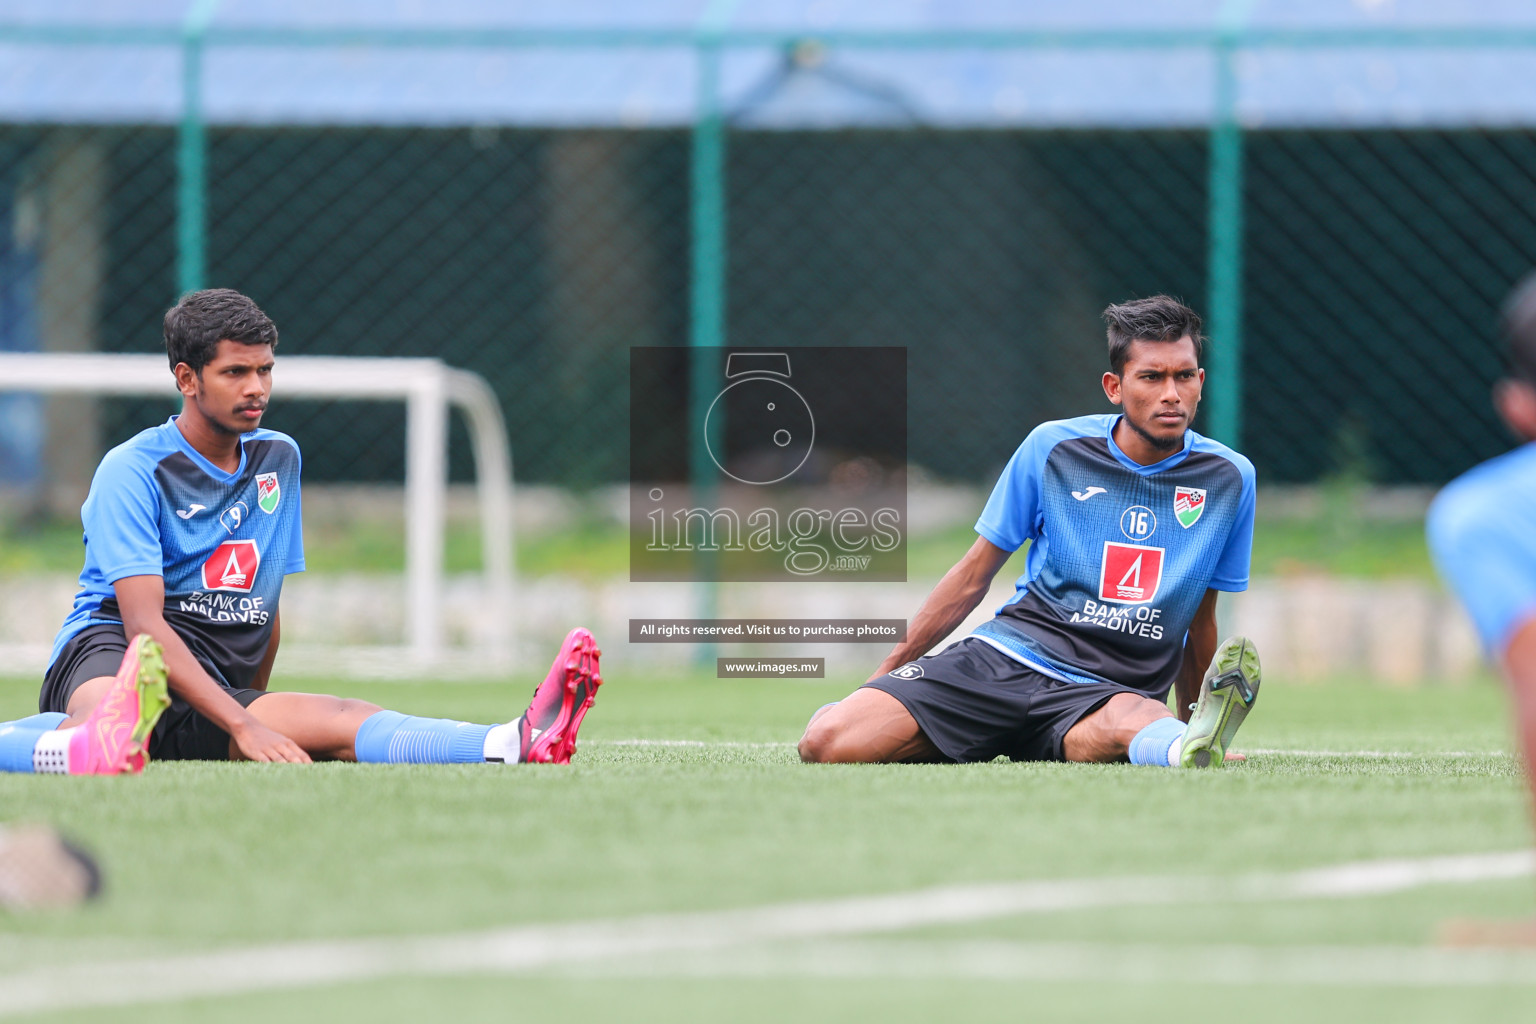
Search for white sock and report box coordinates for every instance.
[1166,736,1183,767]
[32,730,74,775]
[481,717,524,764]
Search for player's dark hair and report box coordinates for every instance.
[1103,295,1203,375]
[163,288,278,374]
[1501,271,1536,385]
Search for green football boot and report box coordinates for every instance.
[1179,635,1261,768]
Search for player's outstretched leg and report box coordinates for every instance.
[347,627,603,766]
[0,635,170,775]
[1179,635,1261,769]
[65,633,170,775]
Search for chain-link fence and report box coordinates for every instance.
[2,22,1534,500]
[1244,129,1532,482]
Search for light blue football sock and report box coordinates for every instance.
[13,712,68,730]
[353,710,493,764]
[1128,717,1187,767]
[0,723,55,773]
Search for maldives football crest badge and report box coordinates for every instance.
[1173,486,1206,529]
[255,472,281,514]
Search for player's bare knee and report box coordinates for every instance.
[1098,694,1161,738]
[1065,694,1162,762]
[1100,696,1176,759]
[798,719,836,762]
[1121,697,1173,739]
[335,697,381,720]
[803,727,886,764]
[801,712,869,763]
[1063,720,1116,763]
[64,676,114,719]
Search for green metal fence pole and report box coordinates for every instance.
[690,45,726,418]
[177,0,220,297]
[176,40,204,295]
[1205,37,1244,449]
[689,10,732,663]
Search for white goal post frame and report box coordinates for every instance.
[0,353,514,666]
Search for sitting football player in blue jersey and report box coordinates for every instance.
[1429,272,1536,943]
[0,289,600,775]
[800,295,1260,768]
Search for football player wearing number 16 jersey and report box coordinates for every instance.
[801,296,1261,767]
[0,289,602,775]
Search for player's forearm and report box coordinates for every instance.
[1174,651,1203,722]
[1174,596,1219,721]
[252,611,280,692]
[119,610,256,735]
[1174,634,1215,720]
[871,536,1013,681]
[870,570,992,680]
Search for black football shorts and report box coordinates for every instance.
[40,622,269,761]
[863,637,1146,763]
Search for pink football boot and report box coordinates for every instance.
[552,631,602,765]
[517,628,603,765]
[67,634,170,775]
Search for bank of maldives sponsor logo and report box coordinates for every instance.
[256,472,281,514]
[1098,541,1164,605]
[202,539,261,593]
[1174,486,1206,529]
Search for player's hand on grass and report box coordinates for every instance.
[230,720,311,763]
[1225,750,1246,762]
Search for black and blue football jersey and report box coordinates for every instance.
[968,414,1255,697]
[49,418,305,689]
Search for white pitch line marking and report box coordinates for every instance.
[0,851,1529,1015]
[592,938,1536,987]
[589,739,795,748]
[1245,748,1505,759]
[589,740,1507,760]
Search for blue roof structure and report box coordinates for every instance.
[2,1,1536,127]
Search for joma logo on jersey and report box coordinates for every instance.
[201,539,261,593]
[1098,541,1164,605]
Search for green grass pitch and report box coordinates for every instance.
[0,668,1533,1022]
